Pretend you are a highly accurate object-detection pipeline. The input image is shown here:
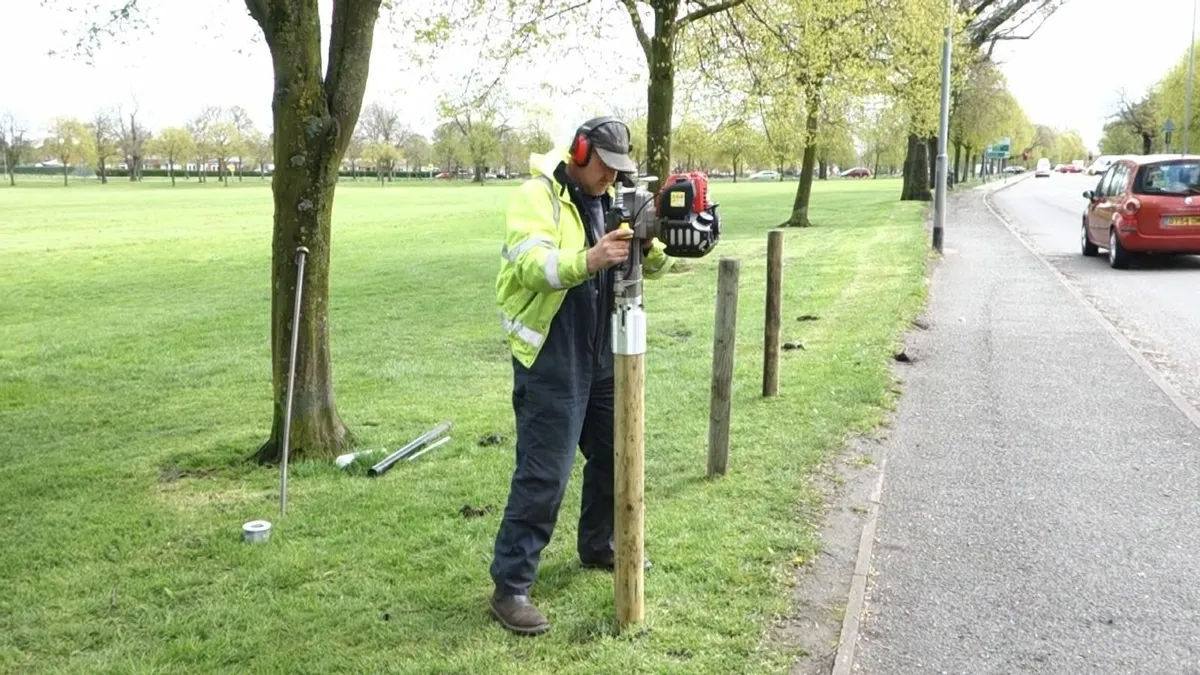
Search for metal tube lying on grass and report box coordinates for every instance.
[406,436,450,462]
[367,421,453,477]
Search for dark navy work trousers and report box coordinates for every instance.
[490,273,615,596]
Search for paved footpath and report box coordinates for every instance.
[849,184,1200,674]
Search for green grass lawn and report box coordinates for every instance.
[0,176,928,674]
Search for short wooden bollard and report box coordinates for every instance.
[708,258,740,477]
[763,231,784,397]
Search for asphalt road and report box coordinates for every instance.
[990,173,1200,412]
[851,186,1200,674]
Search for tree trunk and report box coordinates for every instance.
[169,159,176,187]
[818,160,827,180]
[99,158,108,184]
[953,143,962,184]
[248,0,381,464]
[873,149,880,178]
[900,133,931,201]
[644,9,677,194]
[927,136,938,190]
[63,161,68,187]
[783,102,819,227]
[1142,133,1153,155]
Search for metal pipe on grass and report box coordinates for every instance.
[280,245,308,518]
[368,421,453,477]
[406,436,451,462]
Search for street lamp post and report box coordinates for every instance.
[933,19,953,253]
[1186,0,1197,155]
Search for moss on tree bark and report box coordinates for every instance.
[246,0,381,464]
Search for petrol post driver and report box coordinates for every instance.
[605,172,721,629]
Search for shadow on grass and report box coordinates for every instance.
[158,434,266,482]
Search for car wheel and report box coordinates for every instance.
[1108,228,1132,269]
[1081,218,1098,257]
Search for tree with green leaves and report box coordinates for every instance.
[45,117,95,186]
[1098,119,1142,155]
[448,110,503,183]
[723,0,902,224]
[433,121,468,176]
[345,132,366,180]
[672,118,712,172]
[759,97,803,180]
[499,126,525,177]
[1152,48,1197,151]
[243,129,271,179]
[714,117,760,180]
[366,141,400,183]
[1109,88,1160,155]
[1,112,31,186]
[1052,129,1087,165]
[619,0,747,190]
[88,109,120,184]
[899,0,1070,201]
[117,102,150,182]
[402,133,431,177]
[627,115,649,170]
[856,97,908,178]
[948,57,1029,181]
[358,102,406,182]
[146,127,197,186]
[817,119,856,179]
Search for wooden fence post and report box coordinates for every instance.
[708,258,740,477]
[763,231,784,397]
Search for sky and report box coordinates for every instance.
[4,0,1200,152]
[991,0,1200,150]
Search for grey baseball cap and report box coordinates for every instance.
[587,118,638,174]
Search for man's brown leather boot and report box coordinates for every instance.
[489,590,551,636]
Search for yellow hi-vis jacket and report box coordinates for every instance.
[496,147,674,368]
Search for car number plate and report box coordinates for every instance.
[1164,215,1200,226]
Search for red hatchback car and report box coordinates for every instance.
[1082,154,1200,268]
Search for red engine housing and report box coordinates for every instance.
[656,171,709,217]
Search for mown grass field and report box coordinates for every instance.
[0,175,928,674]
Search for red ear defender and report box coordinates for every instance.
[571,133,591,166]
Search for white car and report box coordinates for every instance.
[1086,155,1131,176]
[1035,158,1052,177]
[747,170,779,181]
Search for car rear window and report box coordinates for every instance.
[1134,162,1200,196]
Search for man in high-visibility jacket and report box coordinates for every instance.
[489,116,673,635]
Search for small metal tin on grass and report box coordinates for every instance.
[243,519,272,544]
